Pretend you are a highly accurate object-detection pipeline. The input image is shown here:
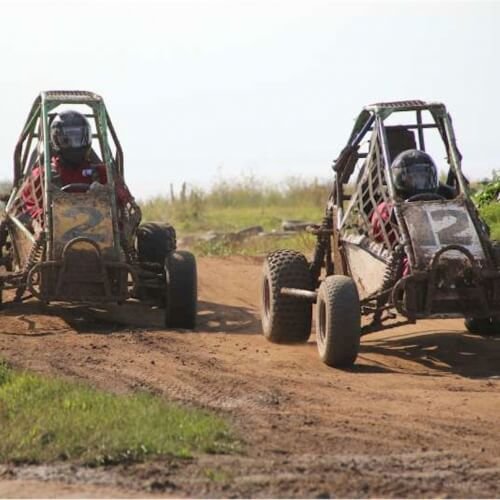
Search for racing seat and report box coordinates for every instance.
[385,126,417,162]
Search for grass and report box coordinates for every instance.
[139,175,327,256]
[193,232,317,257]
[479,203,500,240]
[0,360,236,465]
[140,175,328,234]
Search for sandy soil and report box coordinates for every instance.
[0,256,500,498]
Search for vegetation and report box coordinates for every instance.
[0,361,236,465]
[139,175,328,256]
[0,181,11,196]
[193,232,317,257]
[471,170,500,239]
[479,203,500,240]
[140,175,329,233]
[473,170,500,208]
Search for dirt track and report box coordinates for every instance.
[1,256,500,498]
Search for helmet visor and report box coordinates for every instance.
[58,125,91,150]
[400,163,437,192]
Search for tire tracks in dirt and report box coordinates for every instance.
[1,256,500,497]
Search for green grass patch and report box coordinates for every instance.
[140,176,326,256]
[139,176,327,233]
[0,361,236,465]
[142,203,322,234]
[194,232,316,257]
[479,203,500,240]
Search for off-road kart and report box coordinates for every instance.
[0,90,197,328]
[261,100,500,367]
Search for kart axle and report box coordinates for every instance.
[280,287,317,302]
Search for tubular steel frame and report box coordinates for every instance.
[302,100,500,330]
[0,90,142,305]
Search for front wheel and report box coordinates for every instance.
[165,251,197,329]
[464,317,500,336]
[316,275,360,368]
[261,250,313,343]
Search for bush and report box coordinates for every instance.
[473,170,500,208]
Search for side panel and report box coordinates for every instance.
[342,241,388,299]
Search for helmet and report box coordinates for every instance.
[391,149,438,199]
[50,110,91,166]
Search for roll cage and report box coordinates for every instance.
[330,100,491,273]
[6,90,125,261]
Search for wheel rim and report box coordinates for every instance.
[263,277,271,320]
[318,298,326,346]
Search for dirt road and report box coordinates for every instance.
[1,256,500,498]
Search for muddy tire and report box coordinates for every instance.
[261,250,313,343]
[316,275,360,368]
[165,250,197,329]
[136,222,176,264]
[464,317,500,336]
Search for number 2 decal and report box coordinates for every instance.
[60,207,106,243]
[430,209,473,246]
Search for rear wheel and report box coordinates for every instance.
[464,317,500,336]
[316,275,360,368]
[261,250,313,343]
[165,251,197,329]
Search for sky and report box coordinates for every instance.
[0,0,498,198]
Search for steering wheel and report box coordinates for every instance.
[60,183,90,193]
[405,192,446,203]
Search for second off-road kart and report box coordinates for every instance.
[261,100,500,367]
[0,90,197,328]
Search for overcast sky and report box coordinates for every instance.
[0,0,498,198]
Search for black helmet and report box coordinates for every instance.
[391,149,438,199]
[50,110,91,166]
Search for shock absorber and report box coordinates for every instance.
[381,245,405,292]
[121,237,138,266]
[372,244,405,323]
[14,233,45,301]
[309,209,333,285]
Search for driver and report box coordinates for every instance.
[49,110,106,188]
[371,149,438,244]
[370,150,439,322]
[391,149,438,201]
[23,110,132,219]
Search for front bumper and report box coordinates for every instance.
[27,237,136,304]
[392,244,500,320]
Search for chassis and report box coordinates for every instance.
[0,90,197,328]
[261,100,500,367]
